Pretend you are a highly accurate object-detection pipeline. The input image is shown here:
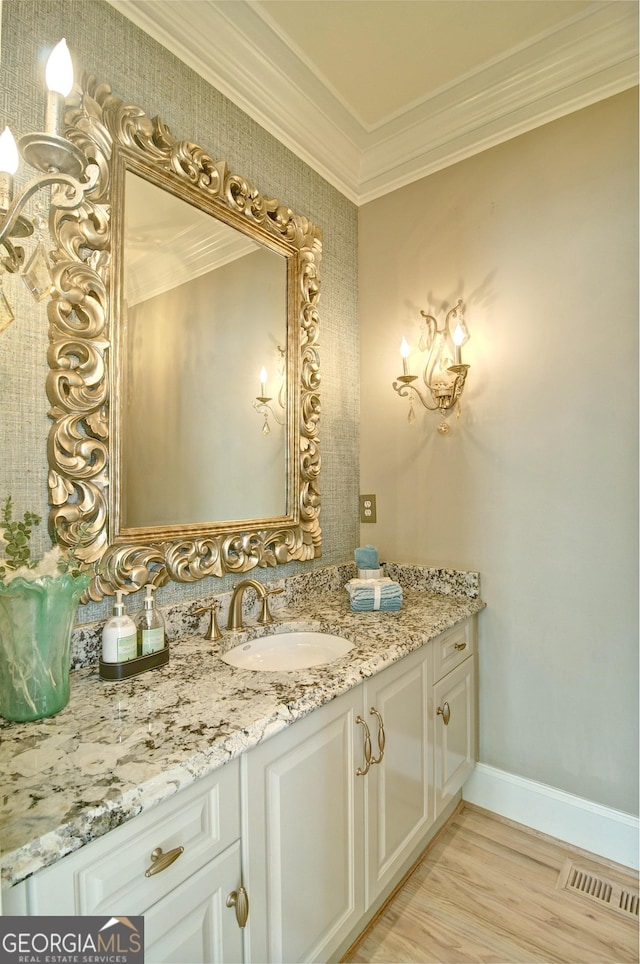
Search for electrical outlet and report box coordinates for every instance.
[359,494,377,523]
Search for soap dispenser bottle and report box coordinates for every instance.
[102,590,137,664]
[137,585,166,656]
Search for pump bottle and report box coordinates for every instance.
[136,585,166,656]
[102,591,137,663]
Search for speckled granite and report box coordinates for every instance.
[384,564,481,598]
[68,564,358,669]
[67,562,475,668]
[1,569,483,888]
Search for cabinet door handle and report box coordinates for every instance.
[369,706,385,765]
[454,641,467,651]
[355,715,372,776]
[226,885,249,928]
[145,845,184,877]
[437,701,451,726]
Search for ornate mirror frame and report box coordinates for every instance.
[46,75,322,601]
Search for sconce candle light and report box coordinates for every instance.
[0,39,96,284]
[253,346,286,435]
[393,299,470,435]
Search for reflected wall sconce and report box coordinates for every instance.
[0,39,97,329]
[392,299,470,435]
[253,345,286,435]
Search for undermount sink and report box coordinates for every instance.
[220,631,353,671]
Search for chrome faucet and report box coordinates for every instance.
[227,579,283,631]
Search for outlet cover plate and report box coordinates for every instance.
[360,494,377,523]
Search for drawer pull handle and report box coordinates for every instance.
[145,845,184,877]
[453,641,467,651]
[437,701,451,726]
[227,886,249,928]
[369,707,386,765]
[355,715,372,776]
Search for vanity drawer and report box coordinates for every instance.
[432,618,475,682]
[27,759,240,916]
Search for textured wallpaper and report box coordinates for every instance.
[0,0,359,625]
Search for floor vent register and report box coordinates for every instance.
[557,860,639,920]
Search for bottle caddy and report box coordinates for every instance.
[99,587,169,681]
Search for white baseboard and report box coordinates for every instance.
[463,764,639,871]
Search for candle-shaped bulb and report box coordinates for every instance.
[400,336,411,375]
[453,303,470,364]
[0,127,19,175]
[0,127,19,211]
[259,366,268,396]
[45,39,74,97]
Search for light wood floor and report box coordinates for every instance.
[344,805,639,964]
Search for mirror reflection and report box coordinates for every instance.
[120,172,287,529]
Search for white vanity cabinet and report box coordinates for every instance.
[433,618,478,816]
[362,642,433,904]
[242,617,476,964]
[15,759,246,964]
[3,614,478,964]
[241,687,366,964]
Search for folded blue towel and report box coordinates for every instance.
[350,597,402,613]
[354,545,379,570]
[346,577,403,612]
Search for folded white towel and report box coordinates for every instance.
[346,577,396,591]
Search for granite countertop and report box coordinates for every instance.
[0,584,484,888]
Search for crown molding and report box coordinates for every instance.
[108,0,364,201]
[108,0,638,205]
[358,1,639,202]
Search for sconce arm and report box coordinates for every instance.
[447,364,470,407]
[0,164,99,272]
[253,398,285,426]
[392,378,441,411]
[0,236,26,274]
[392,362,470,415]
[419,310,437,351]
[445,300,463,326]
[0,164,99,274]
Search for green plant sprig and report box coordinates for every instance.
[52,524,91,579]
[0,496,42,576]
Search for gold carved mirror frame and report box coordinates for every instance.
[47,74,322,601]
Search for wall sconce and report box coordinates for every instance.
[392,300,470,435]
[253,345,286,435]
[0,39,97,328]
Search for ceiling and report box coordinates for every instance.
[109,0,638,204]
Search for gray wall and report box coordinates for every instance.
[0,0,359,624]
[359,89,639,815]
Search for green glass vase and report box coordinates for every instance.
[0,572,89,722]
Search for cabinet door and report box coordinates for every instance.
[144,841,244,964]
[433,655,476,816]
[365,645,432,904]
[242,688,365,964]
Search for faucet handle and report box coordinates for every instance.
[194,601,223,641]
[258,587,284,625]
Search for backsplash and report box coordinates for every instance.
[70,563,481,669]
[384,563,481,598]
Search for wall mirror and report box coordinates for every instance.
[46,74,322,601]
